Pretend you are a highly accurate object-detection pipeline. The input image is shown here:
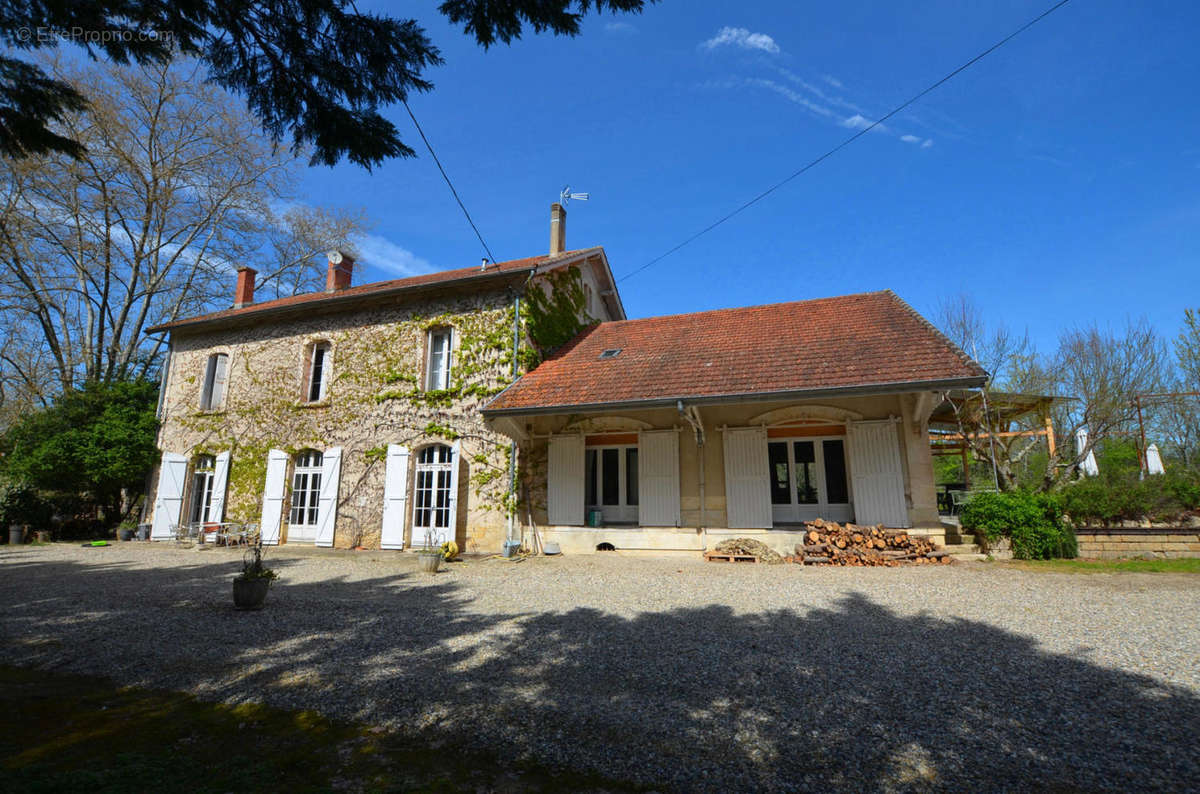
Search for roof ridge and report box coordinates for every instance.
[590,290,893,328]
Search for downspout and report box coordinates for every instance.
[505,277,531,544]
[678,400,707,547]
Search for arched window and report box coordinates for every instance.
[413,444,453,540]
[200,353,228,410]
[288,450,323,541]
[189,454,216,523]
[424,328,453,391]
[303,341,332,402]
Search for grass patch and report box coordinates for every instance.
[0,665,637,792]
[1004,558,1200,574]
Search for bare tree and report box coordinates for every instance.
[934,296,1170,490]
[0,55,367,400]
[1039,319,1169,487]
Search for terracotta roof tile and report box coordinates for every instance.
[149,249,597,333]
[485,290,987,414]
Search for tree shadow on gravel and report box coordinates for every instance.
[2,550,1197,793]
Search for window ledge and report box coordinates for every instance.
[194,408,226,416]
[295,399,330,410]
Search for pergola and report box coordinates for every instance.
[927,390,1075,484]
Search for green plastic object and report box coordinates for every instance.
[80,540,109,547]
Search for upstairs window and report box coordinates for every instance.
[304,341,331,402]
[200,353,228,410]
[425,328,453,391]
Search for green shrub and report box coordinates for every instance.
[0,477,53,528]
[1059,469,1200,525]
[959,490,1076,560]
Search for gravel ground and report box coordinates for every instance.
[2,542,1198,792]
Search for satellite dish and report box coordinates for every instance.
[327,250,343,265]
[560,185,590,205]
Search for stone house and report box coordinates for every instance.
[483,291,988,554]
[146,204,624,553]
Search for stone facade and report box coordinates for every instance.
[155,286,522,552]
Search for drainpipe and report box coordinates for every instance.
[678,401,707,544]
[505,282,527,544]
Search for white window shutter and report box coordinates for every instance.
[638,430,680,527]
[380,444,410,549]
[260,449,289,545]
[441,439,461,546]
[547,434,585,526]
[723,428,771,529]
[315,446,343,547]
[209,451,231,523]
[846,420,909,528]
[210,354,228,408]
[150,451,188,539]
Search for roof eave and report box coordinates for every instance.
[482,375,989,418]
[147,267,535,335]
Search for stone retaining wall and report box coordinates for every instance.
[1074,528,1200,560]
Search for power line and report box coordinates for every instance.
[403,101,499,265]
[618,0,1073,283]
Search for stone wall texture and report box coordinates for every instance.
[1074,529,1200,559]
[154,286,522,553]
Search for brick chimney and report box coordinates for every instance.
[234,266,256,308]
[550,203,566,256]
[325,251,354,292]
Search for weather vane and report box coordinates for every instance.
[560,185,590,205]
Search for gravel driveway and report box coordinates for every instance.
[2,543,1198,792]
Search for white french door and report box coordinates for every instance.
[585,446,639,524]
[412,444,454,546]
[769,437,853,524]
[288,450,323,542]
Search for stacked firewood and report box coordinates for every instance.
[786,518,951,566]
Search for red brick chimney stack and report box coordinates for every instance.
[325,251,355,292]
[234,266,256,308]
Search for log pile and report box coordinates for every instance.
[786,519,951,566]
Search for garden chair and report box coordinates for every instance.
[949,489,970,515]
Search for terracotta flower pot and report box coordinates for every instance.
[233,577,270,610]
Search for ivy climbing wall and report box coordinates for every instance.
[158,286,526,552]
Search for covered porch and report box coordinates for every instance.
[489,391,951,555]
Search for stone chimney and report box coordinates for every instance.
[325,251,355,292]
[234,266,256,308]
[550,203,566,256]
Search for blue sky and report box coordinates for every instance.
[300,0,1199,355]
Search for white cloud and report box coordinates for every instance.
[352,233,435,277]
[841,113,887,133]
[821,74,844,89]
[702,27,780,54]
[743,78,834,118]
[921,139,933,149]
[900,134,921,144]
[776,68,865,114]
[604,21,637,34]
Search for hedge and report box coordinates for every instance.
[1057,470,1200,525]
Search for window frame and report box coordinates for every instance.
[199,353,229,411]
[424,327,454,392]
[189,454,217,524]
[302,340,332,403]
[288,450,324,537]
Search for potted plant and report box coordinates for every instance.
[233,538,278,610]
[416,528,443,574]
[116,521,137,541]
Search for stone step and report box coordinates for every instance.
[942,542,984,555]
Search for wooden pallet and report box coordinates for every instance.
[704,551,760,563]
